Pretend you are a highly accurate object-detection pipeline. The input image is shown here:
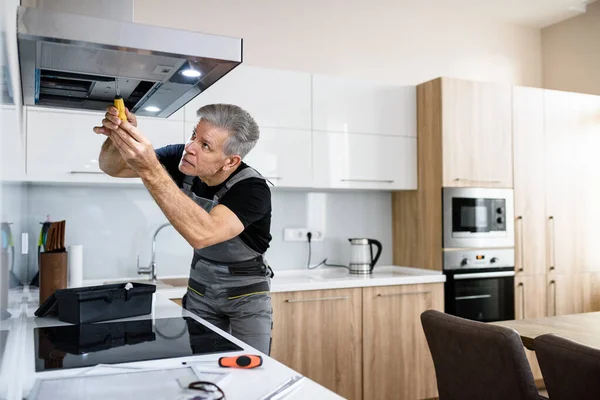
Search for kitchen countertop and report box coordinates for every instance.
[0,286,343,400]
[88,266,446,300]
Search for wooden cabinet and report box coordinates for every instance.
[441,78,513,188]
[26,107,184,183]
[362,283,443,400]
[572,94,600,273]
[514,275,547,383]
[171,298,182,306]
[580,272,600,313]
[311,74,416,137]
[270,288,363,400]
[183,65,311,130]
[513,88,600,323]
[513,86,547,276]
[547,274,581,316]
[271,283,443,400]
[514,275,547,321]
[544,90,579,276]
[312,131,417,190]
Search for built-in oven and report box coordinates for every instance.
[444,248,515,322]
[443,187,514,249]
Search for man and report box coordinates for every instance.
[93,104,274,355]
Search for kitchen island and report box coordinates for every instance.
[0,286,344,400]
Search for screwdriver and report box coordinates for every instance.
[114,78,127,122]
[182,354,263,369]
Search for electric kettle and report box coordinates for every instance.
[348,238,382,275]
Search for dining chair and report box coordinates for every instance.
[420,309,546,400]
[534,333,600,400]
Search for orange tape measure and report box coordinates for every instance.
[218,354,263,369]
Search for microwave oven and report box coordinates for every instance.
[442,187,514,249]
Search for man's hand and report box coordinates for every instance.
[97,107,160,176]
[93,106,137,136]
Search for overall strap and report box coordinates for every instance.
[182,175,195,191]
[214,167,265,201]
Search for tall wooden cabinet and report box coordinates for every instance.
[271,283,444,400]
[513,86,600,321]
[392,77,513,270]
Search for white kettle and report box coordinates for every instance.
[348,238,383,275]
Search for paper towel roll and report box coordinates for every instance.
[68,244,83,288]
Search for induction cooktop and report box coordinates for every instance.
[34,316,243,372]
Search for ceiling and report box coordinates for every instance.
[430,0,597,28]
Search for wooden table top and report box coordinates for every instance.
[491,312,600,350]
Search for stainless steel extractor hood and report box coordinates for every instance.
[16,1,242,118]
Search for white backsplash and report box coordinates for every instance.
[26,184,393,281]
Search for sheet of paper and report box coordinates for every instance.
[28,366,229,400]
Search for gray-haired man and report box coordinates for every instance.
[94,104,274,354]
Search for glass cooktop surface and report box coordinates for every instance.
[34,316,242,372]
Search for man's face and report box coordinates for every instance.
[179,119,232,179]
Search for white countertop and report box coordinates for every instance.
[157,265,445,299]
[86,266,445,300]
[0,287,343,400]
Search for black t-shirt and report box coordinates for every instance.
[155,144,272,254]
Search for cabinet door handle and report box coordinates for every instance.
[340,179,395,183]
[453,178,501,184]
[517,216,524,273]
[264,176,282,180]
[69,170,105,175]
[548,216,556,272]
[549,279,557,316]
[377,291,431,297]
[517,282,525,319]
[285,296,349,303]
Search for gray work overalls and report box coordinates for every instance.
[180,167,274,355]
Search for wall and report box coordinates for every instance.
[26,185,393,280]
[134,0,542,87]
[542,1,600,95]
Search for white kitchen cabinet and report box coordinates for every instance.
[26,107,184,183]
[312,74,416,137]
[183,122,312,188]
[312,131,417,190]
[183,65,311,130]
[0,105,25,181]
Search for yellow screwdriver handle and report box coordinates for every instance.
[114,96,127,121]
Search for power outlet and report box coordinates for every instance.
[283,228,324,242]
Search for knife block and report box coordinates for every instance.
[39,251,68,305]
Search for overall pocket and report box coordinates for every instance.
[226,280,270,300]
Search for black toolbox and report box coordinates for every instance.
[35,282,156,324]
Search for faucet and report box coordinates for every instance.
[137,222,172,281]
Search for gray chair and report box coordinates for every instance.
[535,333,600,400]
[420,310,544,400]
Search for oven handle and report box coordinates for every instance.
[453,271,515,280]
[455,294,492,301]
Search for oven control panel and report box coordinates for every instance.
[443,248,515,270]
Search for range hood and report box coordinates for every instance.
[16,2,242,118]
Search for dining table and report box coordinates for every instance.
[490,311,600,350]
